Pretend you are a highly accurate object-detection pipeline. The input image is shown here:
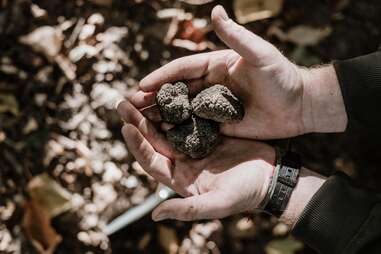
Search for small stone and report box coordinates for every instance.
[156,82,192,124]
[167,116,220,159]
[191,84,244,123]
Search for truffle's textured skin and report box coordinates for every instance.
[191,84,244,123]
[167,116,220,159]
[156,82,192,124]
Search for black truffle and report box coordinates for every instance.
[191,84,244,123]
[167,116,221,159]
[156,82,192,124]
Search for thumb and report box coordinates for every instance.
[211,5,280,66]
[152,191,232,221]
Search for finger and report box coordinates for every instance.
[152,191,232,221]
[211,5,280,67]
[187,79,207,96]
[139,52,214,92]
[141,105,162,122]
[117,100,173,158]
[122,124,172,184]
[128,90,156,109]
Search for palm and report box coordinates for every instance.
[117,100,275,221]
[220,50,304,139]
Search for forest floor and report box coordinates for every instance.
[1,0,381,253]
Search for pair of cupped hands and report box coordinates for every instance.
[117,5,313,222]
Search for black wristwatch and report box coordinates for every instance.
[262,149,301,217]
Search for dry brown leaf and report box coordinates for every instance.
[179,0,215,5]
[54,54,76,81]
[234,0,284,24]
[265,236,303,254]
[19,26,63,60]
[27,173,72,218]
[23,118,38,134]
[89,0,113,6]
[269,25,332,46]
[0,131,5,142]
[22,200,62,254]
[228,217,256,239]
[286,26,332,46]
[0,94,19,116]
[158,225,179,254]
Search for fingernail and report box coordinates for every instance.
[152,213,168,222]
[217,5,229,21]
[115,99,125,110]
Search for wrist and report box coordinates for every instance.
[253,146,277,211]
[279,168,326,228]
[300,65,348,133]
[261,149,302,217]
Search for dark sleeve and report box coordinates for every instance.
[334,51,381,133]
[292,172,381,254]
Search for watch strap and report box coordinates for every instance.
[263,151,301,217]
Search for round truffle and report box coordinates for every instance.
[156,82,192,124]
[167,116,221,159]
[191,84,244,123]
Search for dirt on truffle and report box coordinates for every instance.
[192,84,245,123]
[156,82,192,124]
[167,116,221,159]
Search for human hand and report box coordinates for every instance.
[117,100,275,221]
[130,5,306,139]
[130,5,348,139]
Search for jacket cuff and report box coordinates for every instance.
[334,52,381,133]
[292,172,378,254]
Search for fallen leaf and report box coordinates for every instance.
[27,173,72,218]
[272,223,289,237]
[31,4,47,18]
[22,200,62,254]
[0,94,19,116]
[19,26,63,60]
[265,236,303,254]
[138,233,151,250]
[54,54,76,81]
[158,225,179,254]
[234,0,284,24]
[228,217,256,239]
[177,19,208,43]
[157,8,187,19]
[69,44,98,62]
[23,118,38,134]
[179,0,215,5]
[89,0,113,7]
[286,26,332,46]
[79,24,96,41]
[0,131,5,142]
